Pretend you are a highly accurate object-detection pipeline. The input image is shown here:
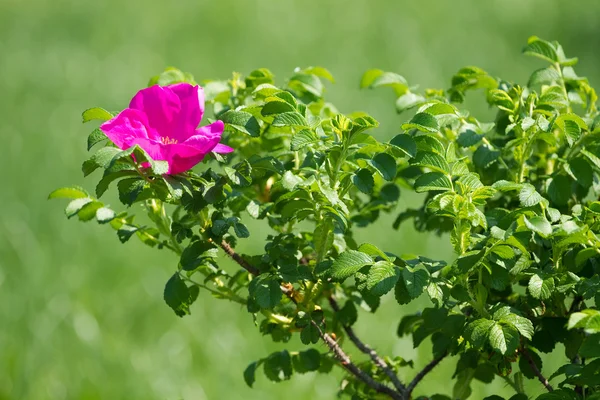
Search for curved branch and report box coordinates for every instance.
[328,296,407,394]
[216,242,403,399]
[312,321,403,400]
[521,348,553,392]
[216,239,260,275]
[406,352,447,397]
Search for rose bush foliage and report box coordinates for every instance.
[51,37,600,399]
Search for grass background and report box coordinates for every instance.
[1,0,599,399]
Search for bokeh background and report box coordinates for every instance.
[1,0,599,399]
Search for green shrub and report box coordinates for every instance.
[52,37,600,399]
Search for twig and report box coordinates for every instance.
[328,296,406,394]
[311,321,403,400]
[406,352,447,396]
[521,348,553,392]
[216,239,260,276]
[216,242,403,399]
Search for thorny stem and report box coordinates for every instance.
[311,321,403,400]
[218,242,405,399]
[215,239,260,276]
[521,348,553,392]
[328,296,406,395]
[405,352,448,397]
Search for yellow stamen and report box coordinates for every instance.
[160,136,178,145]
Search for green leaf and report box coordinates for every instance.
[224,160,252,187]
[292,349,321,373]
[523,215,552,238]
[82,107,113,123]
[401,267,429,299]
[579,333,600,358]
[116,224,138,243]
[249,275,282,309]
[351,115,379,135]
[519,184,544,207]
[271,112,308,127]
[352,168,375,194]
[519,349,543,379]
[281,171,303,191]
[109,145,168,176]
[457,128,484,147]
[291,129,319,151]
[163,273,199,317]
[117,178,146,206]
[65,198,93,218]
[358,243,391,261]
[289,73,324,98]
[302,66,335,82]
[522,36,559,63]
[390,134,417,158]
[466,319,495,348]
[496,310,534,340]
[473,145,500,169]
[300,323,320,345]
[554,114,587,146]
[48,186,89,200]
[402,112,439,133]
[366,261,400,297]
[411,151,450,174]
[566,158,593,188]
[261,101,296,116]
[76,201,103,222]
[453,368,475,400]
[313,218,334,262]
[529,273,555,300]
[232,221,250,238]
[370,153,397,181]
[414,172,453,193]
[87,128,108,150]
[82,147,122,176]
[528,67,561,86]
[96,169,138,198]
[568,309,600,333]
[582,149,600,170]
[360,69,408,95]
[396,92,424,112]
[489,323,519,354]
[263,350,293,382]
[243,361,259,387]
[329,250,373,281]
[549,175,575,211]
[220,110,260,137]
[95,207,116,224]
[337,300,358,326]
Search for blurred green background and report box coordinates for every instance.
[1,0,599,399]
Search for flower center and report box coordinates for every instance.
[160,136,178,145]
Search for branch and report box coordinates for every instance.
[406,352,447,396]
[216,239,260,276]
[328,296,406,394]
[521,348,553,392]
[216,241,403,399]
[311,321,403,400]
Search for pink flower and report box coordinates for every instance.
[100,83,233,175]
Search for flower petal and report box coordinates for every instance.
[129,85,181,138]
[212,143,234,153]
[130,137,218,175]
[169,83,205,139]
[100,108,157,149]
[182,121,226,153]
